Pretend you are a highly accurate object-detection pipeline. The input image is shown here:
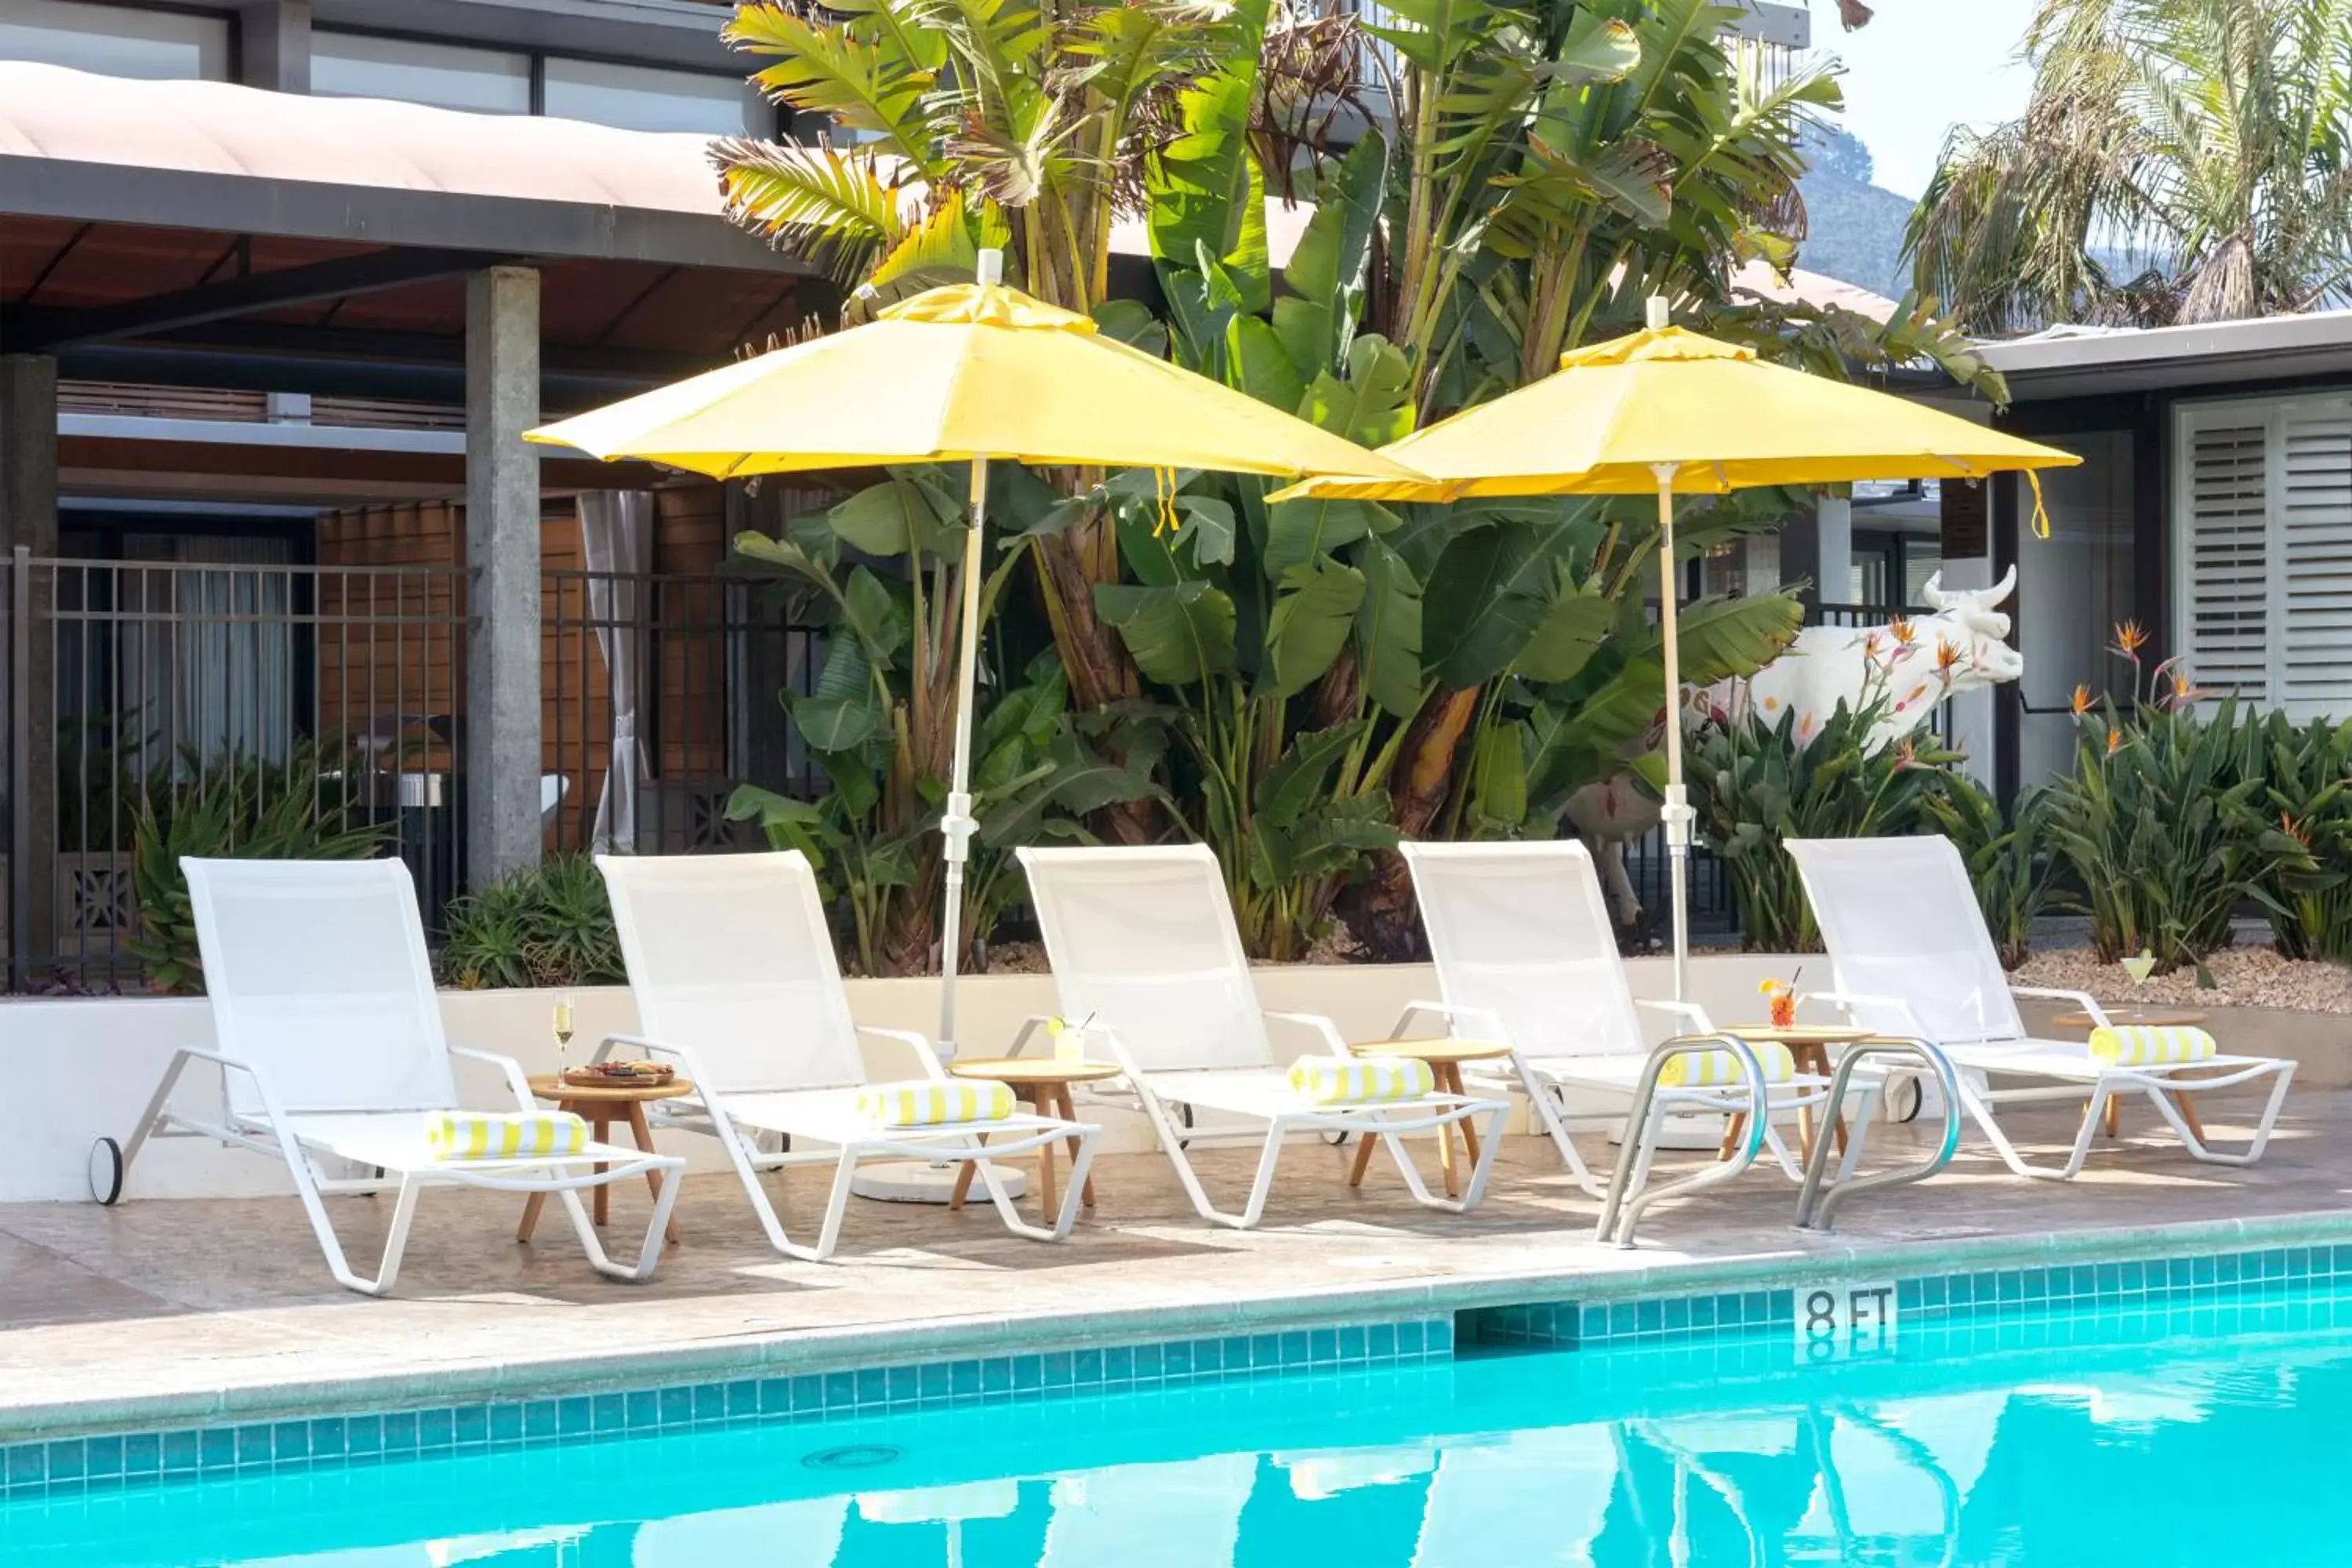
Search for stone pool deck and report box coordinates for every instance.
[5,1091,2350,1437]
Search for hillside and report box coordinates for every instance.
[1793,125,1918,301]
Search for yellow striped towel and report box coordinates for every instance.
[1287,1057,1436,1105]
[425,1111,588,1160]
[855,1080,1016,1128]
[1659,1041,1796,1089]
[2089,1025,2218,1067]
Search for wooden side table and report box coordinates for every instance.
[2053,1007,2211,1140]
[1717,1025,1876,1167]
[945,1057,1123,1218]
[1343,1038,1512,1200]
[517,1074,695,1246]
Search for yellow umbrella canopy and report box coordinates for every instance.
[1274,309,2079,1004]
[1271,321,2080,503]
[525,280,1428,483]
[527,259,1425,1064]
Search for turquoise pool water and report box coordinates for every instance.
[9,1285,2350,1567]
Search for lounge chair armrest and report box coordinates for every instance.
[447,1044,536,1109]
[1635,996,1716,1030]
[593,1032,691,1064]
[1387,999,1507,1041]
[2009,985,2111,1026]
[858,1025,948,1081]
[1263,1010,1350,1057]
[1803,990,1933,1036]
[1000,1014,1059,1060]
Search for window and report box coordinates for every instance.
[0,0,229,79]
[2175,396,2352,718]
[312,31,532,114]
[543,58,769,136]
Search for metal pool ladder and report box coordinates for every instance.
[1793,1036,1963,1234]
[1592,1033,1962,1248]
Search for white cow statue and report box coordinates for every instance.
[1563,568,2024,929]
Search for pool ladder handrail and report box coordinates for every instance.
[1595,1032,1774,1250]
[1793,1035,1963,1233]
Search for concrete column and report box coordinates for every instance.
[464,267,542,889]
[1,356,58,982]
[238,1,312,93]
[1815,495,1853,605]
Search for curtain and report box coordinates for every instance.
[577,492,652,851]
[119,533,294,777]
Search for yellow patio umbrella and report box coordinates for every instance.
[1273,299,2081,998]
[528,252,1428,1060]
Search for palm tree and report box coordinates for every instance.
[1905,0,2352,332]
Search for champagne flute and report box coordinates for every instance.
[554,994,575,1081]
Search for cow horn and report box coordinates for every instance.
[1987,563,2018,604]
[1919,571,1947,609]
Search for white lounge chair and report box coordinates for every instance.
[1397,840,1868,1233]
[98,857,682,1297]
[1786,834,2296,1178]
[595,851,1099,1261]
[1018,844,1507,1229]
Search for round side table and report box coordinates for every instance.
[1343,1038,1512,1199]
[944,1057,1123,1218]
[1718,1025,1878,1166]
[2052,1007,2212,1140]
[517,1074,695,1245]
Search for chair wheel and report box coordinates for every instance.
[1891,1075,1925,1124]
[1176,1104,1195,1151]
[89,1138,125,1206]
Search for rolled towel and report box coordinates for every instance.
[426,1110,588,1160]
[1659,1041,1796,1089]
[856,1079,1016,1128]
[1290,1057,1436,1105]
[2089,1025,2217,1067]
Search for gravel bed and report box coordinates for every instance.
[2013,946,2352,1014]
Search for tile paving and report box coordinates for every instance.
[3,1090,2348,1435]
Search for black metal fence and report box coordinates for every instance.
[4,550,821,992]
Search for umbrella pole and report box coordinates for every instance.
[1653,463,1692,1002]
[851,452,1026,1203]
[936,453,989,1056]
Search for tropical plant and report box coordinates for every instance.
[2247,710,2352,963]
[1686,698,1965,952]
[728,466,1021,974]
[440,854,628,991]
[724,645,1156,974]
[1906,0,2352,331]
[2040,695,2308,975]
[126,742,386,995]
[713,0,2016,959]
[1924,773,2056,971]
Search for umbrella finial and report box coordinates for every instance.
[1645,296,1670,331]
[976,248,1004,286]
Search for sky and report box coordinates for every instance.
[1802,0,2039,198]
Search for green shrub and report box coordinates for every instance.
[1687,699,1965,953]
[2040,698,2308,976]
[439,853,626,990]
[127,742,387,994]
[1922,774,2055,971]
[2249,711,2352,963]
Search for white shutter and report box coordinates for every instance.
[2176,408,2273,704]
[2279,401,2352,715]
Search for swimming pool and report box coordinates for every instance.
[10,1250,2351,1568]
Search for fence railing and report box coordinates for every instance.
[5,553,823,993]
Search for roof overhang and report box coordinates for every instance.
[0,62,796,271]
[1971,310,2352,400]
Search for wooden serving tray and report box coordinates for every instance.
[561,1062,676,1087]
